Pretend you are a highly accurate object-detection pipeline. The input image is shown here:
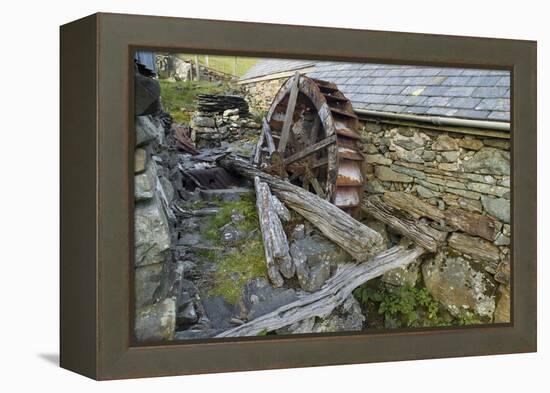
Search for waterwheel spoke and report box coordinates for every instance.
[277,71,301,154]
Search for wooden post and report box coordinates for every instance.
[277,72,301,154]
[194,55,200,81]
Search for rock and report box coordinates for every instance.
[223,108,240,118]
[135,148,147,173]
[493,285,510,323]
[220,224,246,245]
[134,170,155,202]
[393,134,426,150]
[481,195,510,223]
[135,115,164,146]
[432,134,459,151]
[365,179,387,194]
[467,182,509,198]
[159,176,175,204]
[134,263,163,308]
[202,296,237,329]
[134,74,161,116]
[290,234,351,266]
[135,298,176,342]
[448,232,500,263]
[230,209,245,223]
[292,224,306,240]
[462,147,510,175]
[391,164,426,180]
[364,143,379,154]
[382,261,420,287]
[440,151,460,163]
[494,232,511,246]
[459,137,484,151]
[416,185,439,199]
[365,154,392,166]
[422,250,496,319]
[438,162,459,171]
[135,196,171,266]
[483,139,510,150]
[375,166,413,183]
[177,232,202,247]
[494,259,510,285]
[422,150,436,161]
[177,302,198,325]
[191,116,216,128]
[240,278,299,320]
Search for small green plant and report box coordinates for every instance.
[456,310,482,326]
[354,285,447,328]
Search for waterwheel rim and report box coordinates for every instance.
[262,73,365,215]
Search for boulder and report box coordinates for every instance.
[422,250,496,319]
[481,195,510,223]
[134,165,155,202]
[135,298,176,342]
[135,115,164,146]
[462,147,510,175]
[134,148,147,173]
[240,278,299,320]
[135,195,171,266]
[134,263,163,308]
[202,296,237,329]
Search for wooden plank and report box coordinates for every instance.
[277,72,301,154]
[383,191,502,241]
[362,197,447,252]
[215,246,424,337]
[252,126,265,165]
[284,134,337,166]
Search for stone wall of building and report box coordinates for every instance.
[360,121,511,323]
[240,78,286,114]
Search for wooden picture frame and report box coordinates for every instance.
[60,12,537,380]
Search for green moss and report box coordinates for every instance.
[198,194,267,304]
[201,194,258,244]
[208,237,267,304]
[159,79,229,124]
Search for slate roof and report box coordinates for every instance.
[240,60,510,123]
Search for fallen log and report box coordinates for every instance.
[218,155,385,261]
[383,191,502,241]
[254,177,294,286]
[362,196,447,252]
[216,245,424,337]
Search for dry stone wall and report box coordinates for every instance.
[360,121,511,323]
[240,78,286,114]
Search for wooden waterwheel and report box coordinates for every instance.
[253,72,365,216]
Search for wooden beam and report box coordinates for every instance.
[218,156,385,261]
[362,197,447,252]
[215,245,424,337]
[277,72,300,154]
[284,134,337,166]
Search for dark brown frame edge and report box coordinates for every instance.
[60,12,537,380]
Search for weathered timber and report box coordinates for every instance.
[362,197,447,252]
[277,72,301,154]
[383,191,501,241]
[254,177,294,286]
[216,245,424,337]
[219,156,385,260]
[448,232,500,263]
[263,117,276,154]
[284,134,337,166]
[271,194,291,222]
[252,126,265,165]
